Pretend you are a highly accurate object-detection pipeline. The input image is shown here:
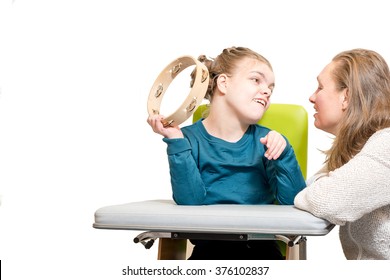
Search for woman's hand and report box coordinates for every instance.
[147,114,184,139]
[260,130,287,160]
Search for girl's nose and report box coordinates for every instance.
[260,86,272,96]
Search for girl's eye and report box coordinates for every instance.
[252,77,261,83]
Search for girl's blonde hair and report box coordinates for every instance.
[325,48,390,171]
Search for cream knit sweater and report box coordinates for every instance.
[294,128,390,260]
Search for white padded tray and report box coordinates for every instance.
[93,200,334,236]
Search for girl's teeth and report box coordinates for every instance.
[254,99,265,106]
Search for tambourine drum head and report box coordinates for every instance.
[147,56,209,127]
[159,66,195,123]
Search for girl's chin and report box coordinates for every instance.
[252,113,265,123]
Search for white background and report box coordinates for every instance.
[0,0,389,279]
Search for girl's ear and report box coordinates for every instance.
[341,88,349,110]
[216,74,228,94]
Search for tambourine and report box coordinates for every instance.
[147,55,210,127]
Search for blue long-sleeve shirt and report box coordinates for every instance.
[163,120,305,205]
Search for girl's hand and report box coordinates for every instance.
[260,130,286,160]
[147,114,184,139]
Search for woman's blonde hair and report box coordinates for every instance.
[325,48,390,171]
[191,46,272,102]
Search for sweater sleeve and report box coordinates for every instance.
[265,142,306,205]
[294,129,390,225]
[163,137,207,205]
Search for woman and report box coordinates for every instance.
[294,48,390,260]
[148,46,305,259]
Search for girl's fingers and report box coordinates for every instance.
[263,131,286,160]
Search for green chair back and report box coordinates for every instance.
[193,103,308,179]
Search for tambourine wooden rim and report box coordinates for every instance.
[147,55,210,127]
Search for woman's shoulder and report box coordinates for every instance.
[367,127,390,141]
[362,127,390,152]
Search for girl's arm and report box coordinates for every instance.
[163,138,207,205]
[265,142,306,205]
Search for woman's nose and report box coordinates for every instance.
[309,93,316,104]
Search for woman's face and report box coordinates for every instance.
[309,61,348,135]
[223,57,275,124]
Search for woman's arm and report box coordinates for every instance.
[295,130,390,225]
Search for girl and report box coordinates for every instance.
[148,47,305,259]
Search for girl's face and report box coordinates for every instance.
[309,61,348,135]
[223,58,275,124]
